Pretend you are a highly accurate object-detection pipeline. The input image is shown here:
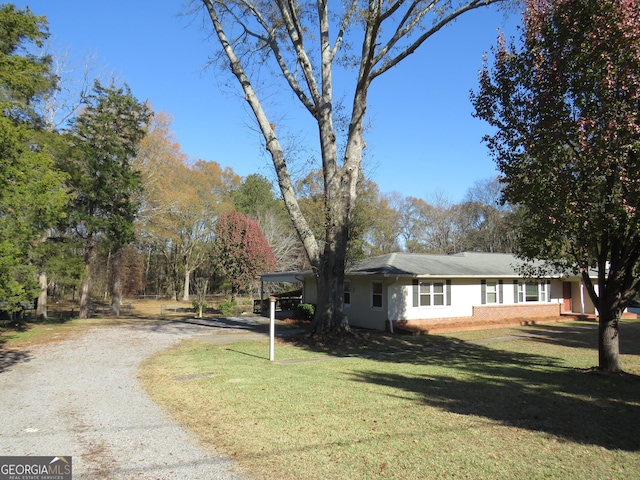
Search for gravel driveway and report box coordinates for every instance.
[0,318,268,479]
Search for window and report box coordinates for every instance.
[371,281,383,309]
[486,281,497,304]
[518,282,548,302]
[419,281,430,306]
[419,282,445,306]
[344,280,351,307]
[433,283,445,306]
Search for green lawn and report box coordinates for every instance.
[140,320,640,480]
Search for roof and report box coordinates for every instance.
[259,270,310,283]
[260,252,595,281]
[345,252,542,278]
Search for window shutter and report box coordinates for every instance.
[499,280,504,304]
[446,280,452,306]
[514,280,519,304]
[481,280,487,305]
[413,279,419,307]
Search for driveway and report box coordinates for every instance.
[0,318,274,479]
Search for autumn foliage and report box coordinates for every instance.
[213,211,277,298]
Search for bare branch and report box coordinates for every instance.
[201,0,321,266]
[371,0,506,80]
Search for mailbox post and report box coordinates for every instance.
[269,296,276,361]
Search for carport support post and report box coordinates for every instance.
[269,296,276,361]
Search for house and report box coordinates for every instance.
[260,252,599,332]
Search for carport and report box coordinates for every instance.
[255,270,310,314]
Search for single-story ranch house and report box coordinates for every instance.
[261,252,604,332]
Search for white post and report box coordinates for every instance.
[269,296,276,361]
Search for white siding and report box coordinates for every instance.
[301,274,590,332]
[389,279,475,321]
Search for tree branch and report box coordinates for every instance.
[201,0,321,267]
[371,0,506,80]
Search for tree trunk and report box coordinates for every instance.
[79,263,92,319]
[311,193,351,334]
[79,242,95,319]
[36,272,47,320]
[312,259,349,334]
[182,267,191,302]
[598,307,621,372]
[111,250,123,316]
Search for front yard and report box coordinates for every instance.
[139,319,640,480]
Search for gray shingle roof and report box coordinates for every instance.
[346,252,535,278]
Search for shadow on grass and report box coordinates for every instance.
[0,318,65,374]
[349,341,640,451]
[516,320,640,355]
[280,322,640,450]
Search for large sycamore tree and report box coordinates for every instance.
[196,0,506,334]
[472,0,640,372]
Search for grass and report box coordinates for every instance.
[140,319,640,480]
[0,298,263,348]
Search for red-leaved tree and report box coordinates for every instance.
[213,211,277,300]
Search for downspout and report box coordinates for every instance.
[386,276,399,334]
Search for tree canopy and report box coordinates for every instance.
[65,81,151,317]
[0,2,524,319]
[0,5,68,314]
[213,211,277,300]
[472,0,640,372]
[0,4,54,123]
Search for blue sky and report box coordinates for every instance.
[17,1,522,202]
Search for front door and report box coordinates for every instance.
[562,282,572,312]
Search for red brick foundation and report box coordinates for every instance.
[390,303,564,334]
[471,303,561,321]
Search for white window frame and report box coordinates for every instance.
[371,281,383,310]
[485,281,498,304]
[518,282,548,302]
[419,281,446,307]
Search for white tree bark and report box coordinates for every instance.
[198,0,508,332]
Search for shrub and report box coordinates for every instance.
[294,303,315,320]
[192,300,207,312]
[219,301,247,317]
[219,301,236,317]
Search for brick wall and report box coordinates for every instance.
[391,303,562,332]
[472,303,561,321]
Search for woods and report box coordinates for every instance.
[0,4,520,318]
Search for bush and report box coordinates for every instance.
[192,300,207,313]
[219,301,236,317]
[219,301,246,317]
[294,303,315,320]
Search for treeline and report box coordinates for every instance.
[0,5,520,319]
